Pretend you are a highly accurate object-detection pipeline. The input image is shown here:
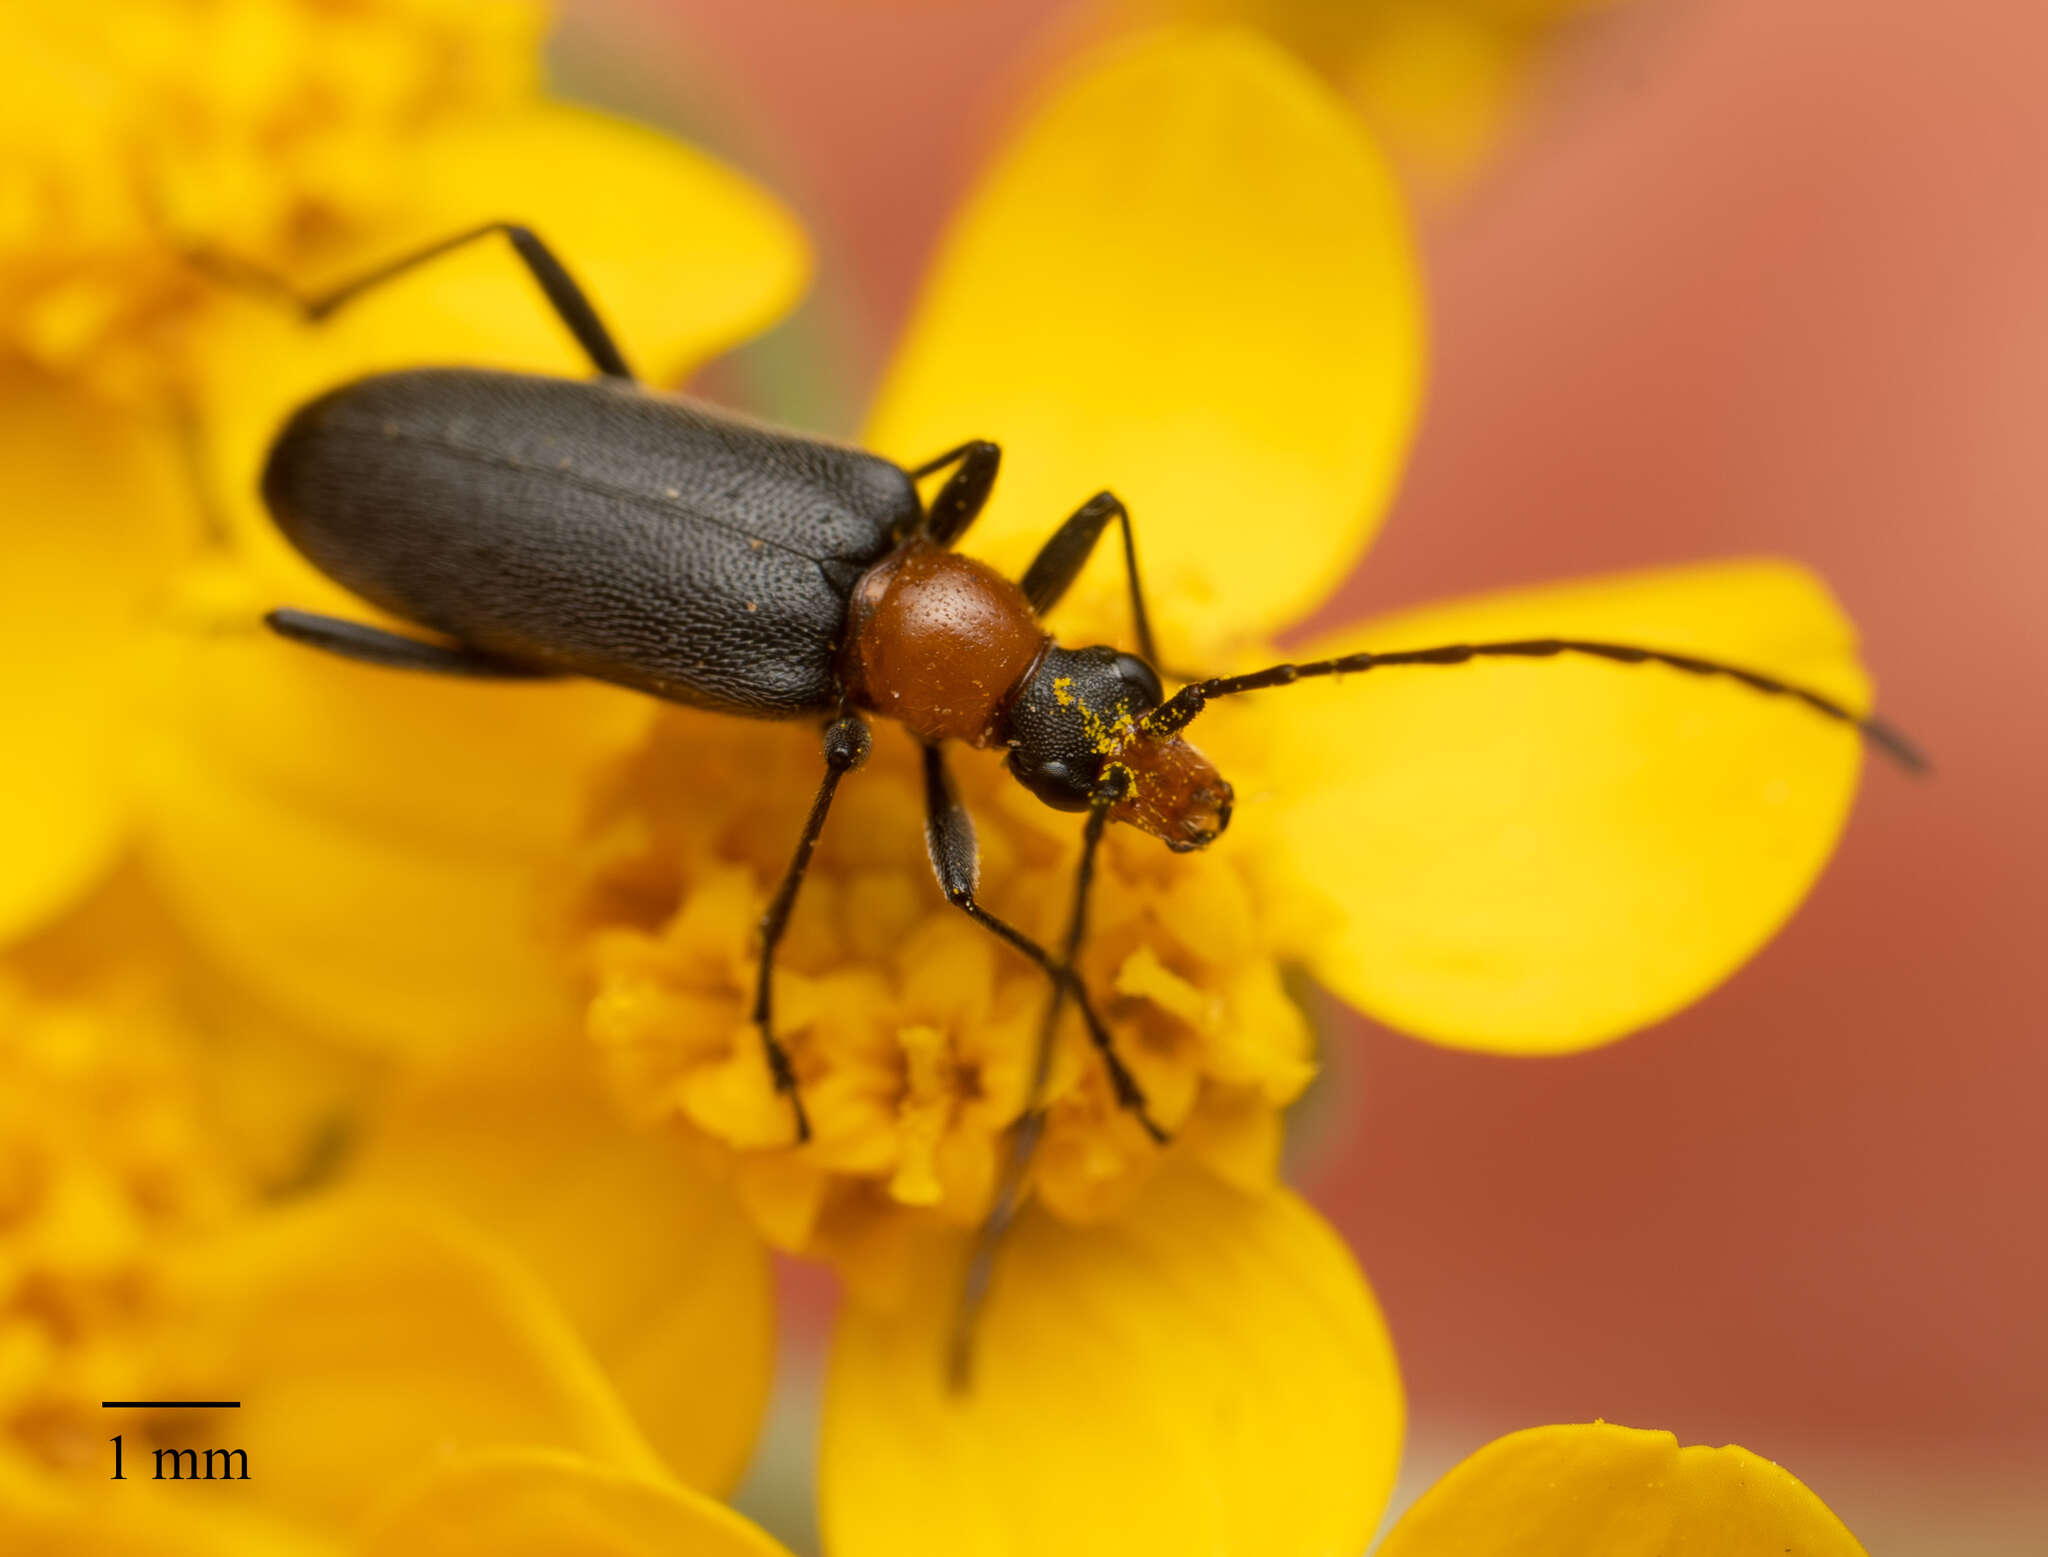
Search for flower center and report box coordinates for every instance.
[1,0,544,397]
[570,709,1317,1290]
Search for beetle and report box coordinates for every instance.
[247,224,1922,1366]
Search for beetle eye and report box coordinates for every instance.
[1113,653,1163,711]
[1005,750,1096,812]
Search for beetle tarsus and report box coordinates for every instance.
[1099,1053,1167,1144]
[764,1040,813,1145]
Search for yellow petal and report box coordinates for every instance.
[0,380,182,944]
[1378,1422,1868,1557]
[193,99,810,594]
[865,28,1422,655]
[363,1448,793,1557]
[0,1460,331,1557]
[183,1197,665,1535]
[354,1065,775,1495]
[139,601,650,1057]
[1343,4,1537,188]
[399,104,811,388]
[820,1167,1402,1557]
[1225,560,1871,1052]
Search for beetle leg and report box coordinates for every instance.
[265,608,560,678]
[908,440,1002,547]
[752,713,873,1144]
[920,744,1163,1137]
[909,439,999,481]
[1018,490,1161,669]
[189,222,636,381]
[947,772,1126,1389]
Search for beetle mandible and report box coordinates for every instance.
[246,225,1923,1367]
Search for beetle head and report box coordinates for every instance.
[1000,645,1232,851]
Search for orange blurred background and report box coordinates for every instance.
[559,0,2045,1546]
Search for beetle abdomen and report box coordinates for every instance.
[262,369,917,716]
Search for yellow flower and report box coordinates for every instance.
[1,0,544,400]
[0,0,544,943]
[1126,0,1631,184]
[3,7,811,1547]
[0,0,808,972]
[555,27,1889,1555]
[0,973,243,1495]
[3,17,814,1537]
[0,930,778,1552]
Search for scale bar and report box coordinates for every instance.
[101,1401,241,1409]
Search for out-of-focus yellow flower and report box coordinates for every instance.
[337,1417,1886,1557]
[381,1418,1874,1557]
[3,8,810,1540]
[0,946,777,1551]
[1378,1421,1869,1556]
[0,0,810,1041]
[0,974,241,1492]
[1126,0,1628,184]
[0,0,549,943]
[560,26,1878,1555]
[8,3,819,1548]
[2,0,544,401]
[0,386,183,947]
[344,1060,776,1498]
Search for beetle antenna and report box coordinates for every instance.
[1143,637,1928,773]
[946,777,1122,1390]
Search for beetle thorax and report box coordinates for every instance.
[841,542,1048,747]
